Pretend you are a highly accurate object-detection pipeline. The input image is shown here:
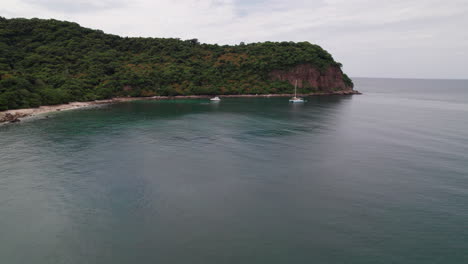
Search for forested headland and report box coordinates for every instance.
[0,17,354,110]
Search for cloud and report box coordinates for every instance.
[22,0,126,13]
[1,0,467,78]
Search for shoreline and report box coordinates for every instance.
[0,90,360,124]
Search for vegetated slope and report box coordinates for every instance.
[0,17,354,110]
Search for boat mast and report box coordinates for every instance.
[294,80,298,97]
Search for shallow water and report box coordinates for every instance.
[1,78,467,263]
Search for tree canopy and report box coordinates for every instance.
[0,17,353,110]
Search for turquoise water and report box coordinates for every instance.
[1,78,467,263]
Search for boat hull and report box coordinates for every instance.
[289,99,304,103]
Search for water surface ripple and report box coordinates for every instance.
[1,78,467,263]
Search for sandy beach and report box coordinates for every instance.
[0,90,360,124]
[0,98,143,124]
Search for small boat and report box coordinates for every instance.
[289,97,304,103]
[210,96,221,101]
[289,80,304,103]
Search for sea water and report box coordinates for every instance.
[0,78,467,263]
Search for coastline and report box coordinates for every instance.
[0,90,360,124]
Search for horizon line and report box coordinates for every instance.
[351,76,468,81]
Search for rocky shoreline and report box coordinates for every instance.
[0,90,360,124]
[0,98,135,124]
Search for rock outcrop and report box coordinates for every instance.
[270,64,353,92]
[0,112,28,123]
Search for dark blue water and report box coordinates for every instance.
[1,78,467,263]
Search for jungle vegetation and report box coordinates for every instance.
[0,17,353,110]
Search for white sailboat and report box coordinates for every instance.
[289,80,304,103]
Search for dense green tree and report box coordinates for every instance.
[0,17,353,110]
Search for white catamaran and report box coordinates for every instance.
[289,80,304,103]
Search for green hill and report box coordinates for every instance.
[0,17,353,110]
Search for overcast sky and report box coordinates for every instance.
[2,0,467,79]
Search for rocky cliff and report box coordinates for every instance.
[270,64,354,92]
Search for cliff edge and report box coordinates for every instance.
[270,64,353,92]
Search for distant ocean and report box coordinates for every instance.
[0,78,467,263]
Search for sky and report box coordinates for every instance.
[1,0,468,79]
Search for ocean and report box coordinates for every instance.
[0,78,467,263]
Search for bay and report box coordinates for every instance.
[1,78,467,263]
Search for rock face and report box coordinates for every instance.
[0,112,28,123]
[270,64,353,92]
